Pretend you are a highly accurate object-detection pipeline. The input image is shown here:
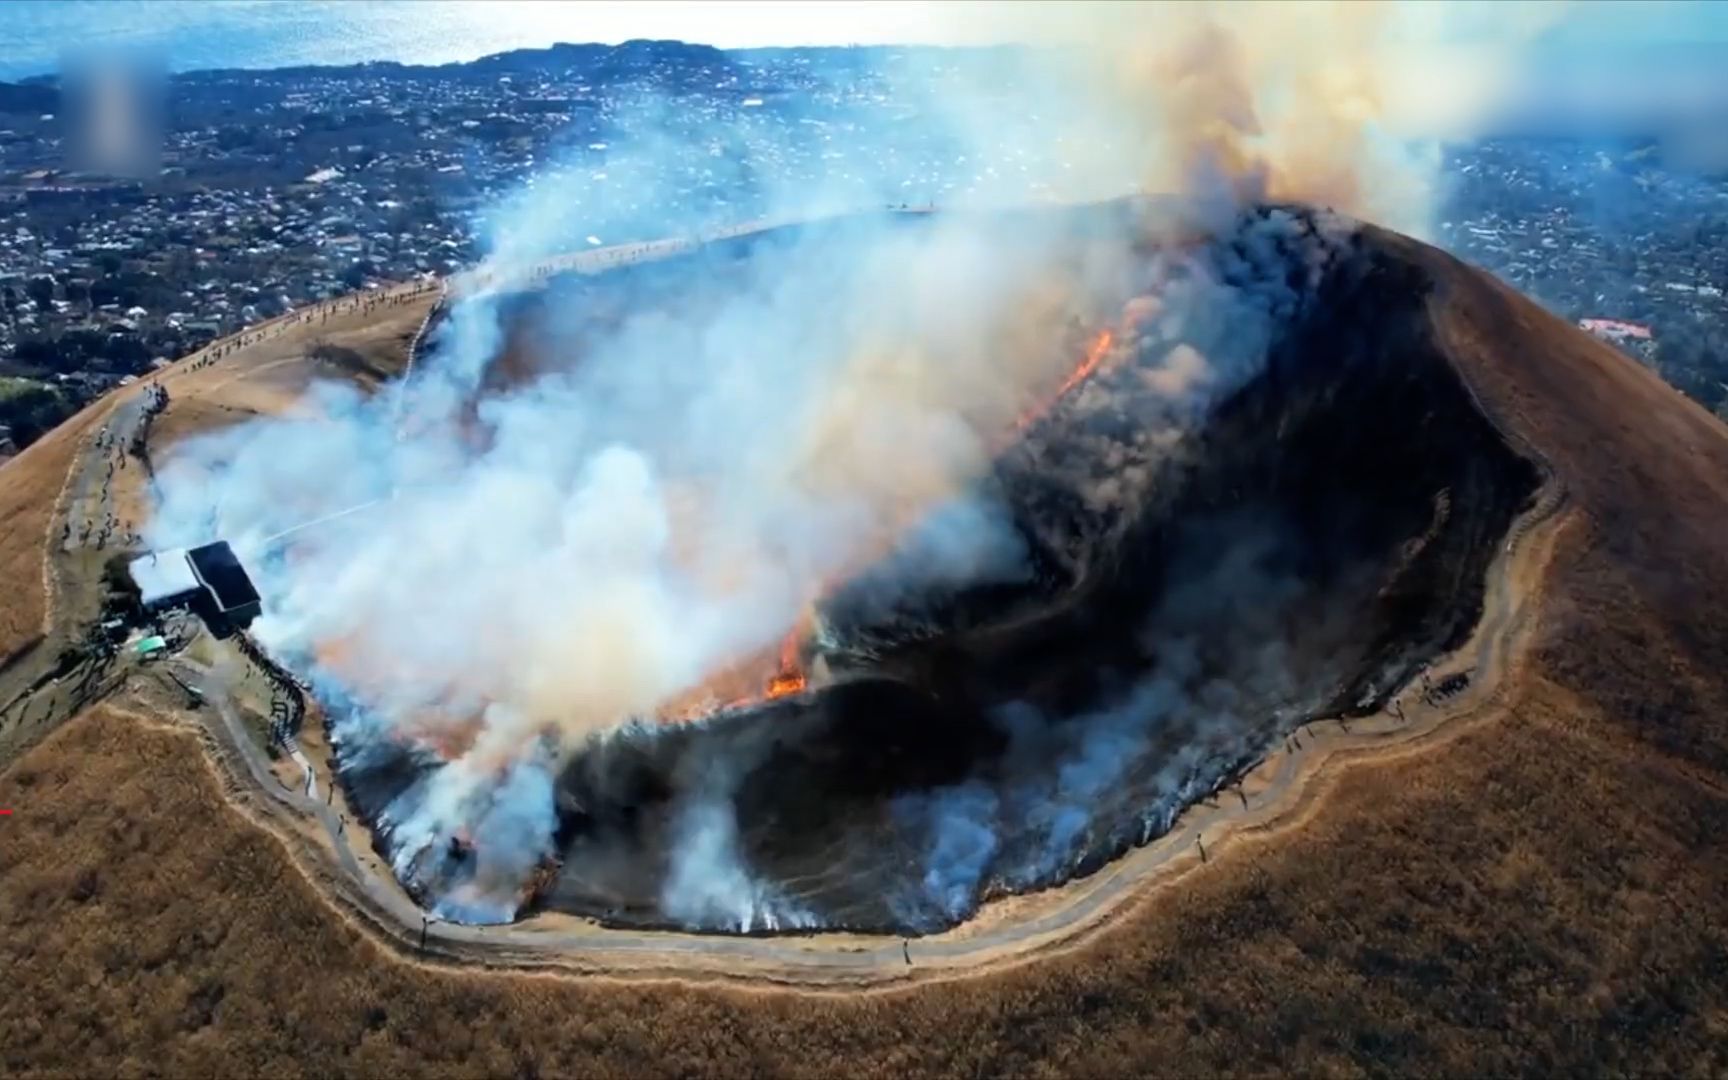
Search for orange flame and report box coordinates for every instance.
[655,609,813,722]
[659,329,1122,726]
[1014,328,1116,434]
[764,624,808,699]
[1057,328,1117,400]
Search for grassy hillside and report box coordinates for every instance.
[0,399,108,663]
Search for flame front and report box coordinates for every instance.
[1056,328,1117,401]
[655,611,812,721]
[1013,327,1117,434]
[764,622,809,699]
[657,327,1122,725]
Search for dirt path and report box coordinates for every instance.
[38,389,156,645]
[58,392,150,551]
[390,279,447,437]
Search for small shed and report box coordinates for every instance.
[187,540,263,631]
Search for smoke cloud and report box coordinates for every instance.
[148,3,1556,925]
[955,0,1568,238]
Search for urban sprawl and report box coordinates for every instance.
[3,41,1726,458]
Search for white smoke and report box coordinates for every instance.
[147,4,1557,926]
[661,797,815,933]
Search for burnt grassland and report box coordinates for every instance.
[3,233,1728,1076]
[533,228,1541,933]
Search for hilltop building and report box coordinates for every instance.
[128,540,261,636]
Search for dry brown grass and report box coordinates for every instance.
[4,660,1726,1078]
[152,291,433,452]
[0,400,110,663]
[1406,231,1728,774]
[3,243,1728,1076]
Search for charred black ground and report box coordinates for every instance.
[335,203,1540,935]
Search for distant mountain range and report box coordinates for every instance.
[4,38,992,87]
[4,36,1726,146]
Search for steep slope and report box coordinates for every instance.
[1399,228,1728,773]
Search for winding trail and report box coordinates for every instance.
[389,278,446,438]
[168,470,1570,988]
[38,388,157,644]
[284,737,317,800]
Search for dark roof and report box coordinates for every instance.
[187,540,261,613]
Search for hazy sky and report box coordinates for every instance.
[496,0,1728,48]
[231,0,1728,51]
[3,1,1726,80]
[412,1,1014,47]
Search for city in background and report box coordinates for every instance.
[2,39,1725,458]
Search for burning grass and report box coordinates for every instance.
[1012,328,1118,434]
[288,207,1541,935]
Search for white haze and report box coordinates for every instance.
[148,2,1564,926]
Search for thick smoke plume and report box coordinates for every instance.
[148,2,1554,926]
[1005,0,1565,238]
